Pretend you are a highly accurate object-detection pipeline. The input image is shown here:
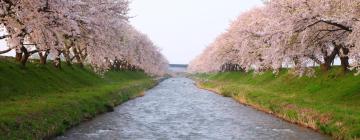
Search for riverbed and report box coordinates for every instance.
[56,77,329,140]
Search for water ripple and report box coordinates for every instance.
[55,78,329,140]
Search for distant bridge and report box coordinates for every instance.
[168,64,188,75]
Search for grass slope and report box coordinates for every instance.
[195,68,360,140]
[0,58,156,139]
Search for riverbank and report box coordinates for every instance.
[193,69,360,140]
[0,58,156,139]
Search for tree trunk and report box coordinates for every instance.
[39,56,46,65]
[38,50,49,65]
[19,46,29,67]
[15,52,22,62]
[340,47,350,72]
[39,53,48,65]
[320,45,339,72]
[72,48,84,67]
[113,58,121,70]
[79,48,87,64]
[53,50,62,69]
[54,57,61,68]
[63,51,72,66]
[320,56,335,72]
[20,53,30,67]
[120,60,126,71]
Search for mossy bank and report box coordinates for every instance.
[0,58,157,139]
[194,69,360,140]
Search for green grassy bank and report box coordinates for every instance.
[194,69,360,140]
[0,58,156,139]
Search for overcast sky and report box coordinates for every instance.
[129,0,263,64]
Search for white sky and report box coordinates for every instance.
[129,0,263,64]
[0,30,13,56]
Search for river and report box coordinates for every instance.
[56,77,329,140]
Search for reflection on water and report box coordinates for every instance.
[56,78,329,140]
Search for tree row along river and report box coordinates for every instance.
[56,78,329,140]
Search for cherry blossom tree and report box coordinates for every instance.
[189,0,360,76]
[0,0,168,76]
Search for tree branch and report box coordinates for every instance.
[0,47,14,54]
[0,35,10,39]
[307,55,322,65]
[23,43,37,46]
[29,50,39,55]
[319,20,352,32]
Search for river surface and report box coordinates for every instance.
[56,78,329,140]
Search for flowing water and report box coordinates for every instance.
[56,78,329,140]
